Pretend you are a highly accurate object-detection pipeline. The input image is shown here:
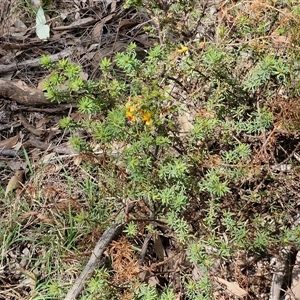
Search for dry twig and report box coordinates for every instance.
[0,47,74,75]
[64,223,124,300]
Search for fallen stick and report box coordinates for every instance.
[269,246,292,300]
[26,136,78,155]
[0,121,21,132]
[0,49,76,106]
[0,47,74,75]
[269,216,300,300]
[0,149,22,157]
[12,103,77,113]
[64,222,124,300]
[0,79,50,105]
[18,113,44,136]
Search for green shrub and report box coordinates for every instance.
[40,0,300,297]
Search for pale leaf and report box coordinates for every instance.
[36,6,50,40]
[148,276,159,287]
[53,17,95,30]
[5,170,24,197]
[36,213,55,224]
[216,277,247,298]
[178,113,193,133]
[18,267,36,290]
[0,134,19,150]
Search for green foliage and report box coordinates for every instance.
[243,55,290,92]
[39,56,116,116]
[134,284,157,300]
[40,54,52,68]
[38,0,300,298]
[58,116,76,129]
[199,170,230,198]
[80,268,117,300]
[124,221,138,237]
[184,274,213,300]
[124,0,142,9]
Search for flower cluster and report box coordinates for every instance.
[125,96,153,126]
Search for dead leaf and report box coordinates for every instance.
[70,112,88,122]
[41,152,56,164]
[54,17,96,31]
[148,276,159,287]
[153,235,164,262]
[0,134,19,150]
[79,71,88,81]
[5,170,24,197]
[118,19,138,30]
[19,211,55,224]
[15,131,24,151]
[31,0,41,8]
[14,19,27,31]
[44,164,62,174]
[110,0,117,13]
[20,247,31,268]
[7,160,28,171]
[73,154,83,166]
[131,34,153,48]
[36,213,55,224]
[92,14,113,40]
[50,30,70,41]
[216,277,247,298]
[20,211,38,219]
[36,117,51,129]
[12,23,27,38]
[192,264,204,281]
[271,32,291,48]
[17,267,36,290]
[74,11,80,20]
[14,80,28,90]
[18,113,44,136]
[91,41,128,62]
[41,185,58,199]
[12,19,28,38]
[0,51,15,65]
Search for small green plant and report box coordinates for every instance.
[124,221,138,237]
[80,268,117,300]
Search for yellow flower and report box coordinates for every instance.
[126,103,138,122]
[126,97,152,125]
[177,45,188,54]
[126,110,138,122]
[142,111,152,126]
